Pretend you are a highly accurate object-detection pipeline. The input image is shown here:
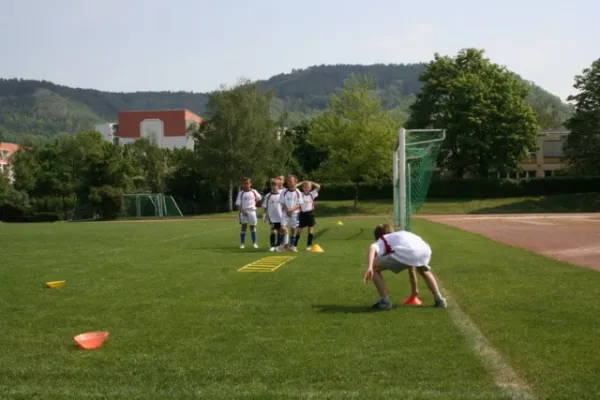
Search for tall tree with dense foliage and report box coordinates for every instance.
[309,74,399,208]
[123,138,170,193]
[407,48,539,177]
[190,80,292,211]
[564,58,600,176]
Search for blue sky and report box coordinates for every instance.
[1,0,598,100]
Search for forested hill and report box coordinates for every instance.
[0,63,572,145]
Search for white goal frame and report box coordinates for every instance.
[393,128,446,229]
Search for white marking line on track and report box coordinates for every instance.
[435,215,598,221]
[442,288,537,400]
[506,219,557,226]
[543,246,600,257]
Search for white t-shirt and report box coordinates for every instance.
[300,190,318,212]
[235,189,262,211]
[372,231,431,266]
[262,192,282,223]
[279,188,304,213]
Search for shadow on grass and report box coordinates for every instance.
[469,193,600,214]
[313,304,435,314]
[313,304,379,314]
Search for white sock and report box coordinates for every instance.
[381,296,391,303]
[433,292,444,301]
[284,233,289,245]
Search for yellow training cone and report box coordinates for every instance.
[310,244,325,253]
[337,221,344,226]
[46,280,66,288]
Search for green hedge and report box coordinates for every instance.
[316,177,600,201]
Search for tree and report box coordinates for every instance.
[123,138,169,193]
[564,58,600,175]
[190,79,291,211]
[288,122,328,176]
[308,74,400,208]
[407,48,539,177]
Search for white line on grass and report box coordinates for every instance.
[95,225,232,256]
[441,288,537,400]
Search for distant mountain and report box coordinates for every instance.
[0,63,572,145]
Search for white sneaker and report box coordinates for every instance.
[307,246,312,251]
[275,247,282,252]
[253,243,259,249]
[291,247,298,252]
[269,247,275,252]
[240,244,245,249]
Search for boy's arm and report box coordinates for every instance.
[363,243,379,283]
[407,267,419,297]
[311,182,321,191]
[234,191,242,211]
[278,192,287,212]
[292,192,304,212]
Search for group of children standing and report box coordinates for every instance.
[235,175,321,252]
[235,175,448,309]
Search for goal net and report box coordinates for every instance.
[393,128,445,231]
[122,194,183,218]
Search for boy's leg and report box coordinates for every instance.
[250,225,258,247]
[307,226,314,248]
[279,225,287,250]
[247,212,258,248]
[240,223,248,248]
[294,227,302,249]
[284,227,290,247]
[269,229,276,248]
[417,268,447,308]
[370,259,392,310]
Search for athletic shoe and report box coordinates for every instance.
[240,244,245,249]
[275,247,282,252]
[307,246,312,251]
[434,297,448,308]
[291,247,298,252]
[371,299,392,310]
[269,247,276,252]
[253,243,259,249]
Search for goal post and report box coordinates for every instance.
[393,128,445,230]
[122,194,183,218]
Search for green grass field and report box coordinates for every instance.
[2,216,600,399]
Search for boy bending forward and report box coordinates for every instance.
[363,224,448,310]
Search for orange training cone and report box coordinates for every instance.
[309,244,325,253]
[403,296,422,306]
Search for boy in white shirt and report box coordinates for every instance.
[262,179,284,252]
[363,224,448,310]
[234,178,262,249]
[274,175,289,247]
[278,175,304,252]
[295,180,321,250]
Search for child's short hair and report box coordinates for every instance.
[241,177,252,183]
[374,224,394,240]
[270,178,278,185]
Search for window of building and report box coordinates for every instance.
[544,170,553,177]
[543,140,565,157]
[526,170,536,179]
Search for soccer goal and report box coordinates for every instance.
[393,128,445,231]
[122,194,183,218]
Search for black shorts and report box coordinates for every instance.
[270,222,281,230]
[299,211,316,228]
